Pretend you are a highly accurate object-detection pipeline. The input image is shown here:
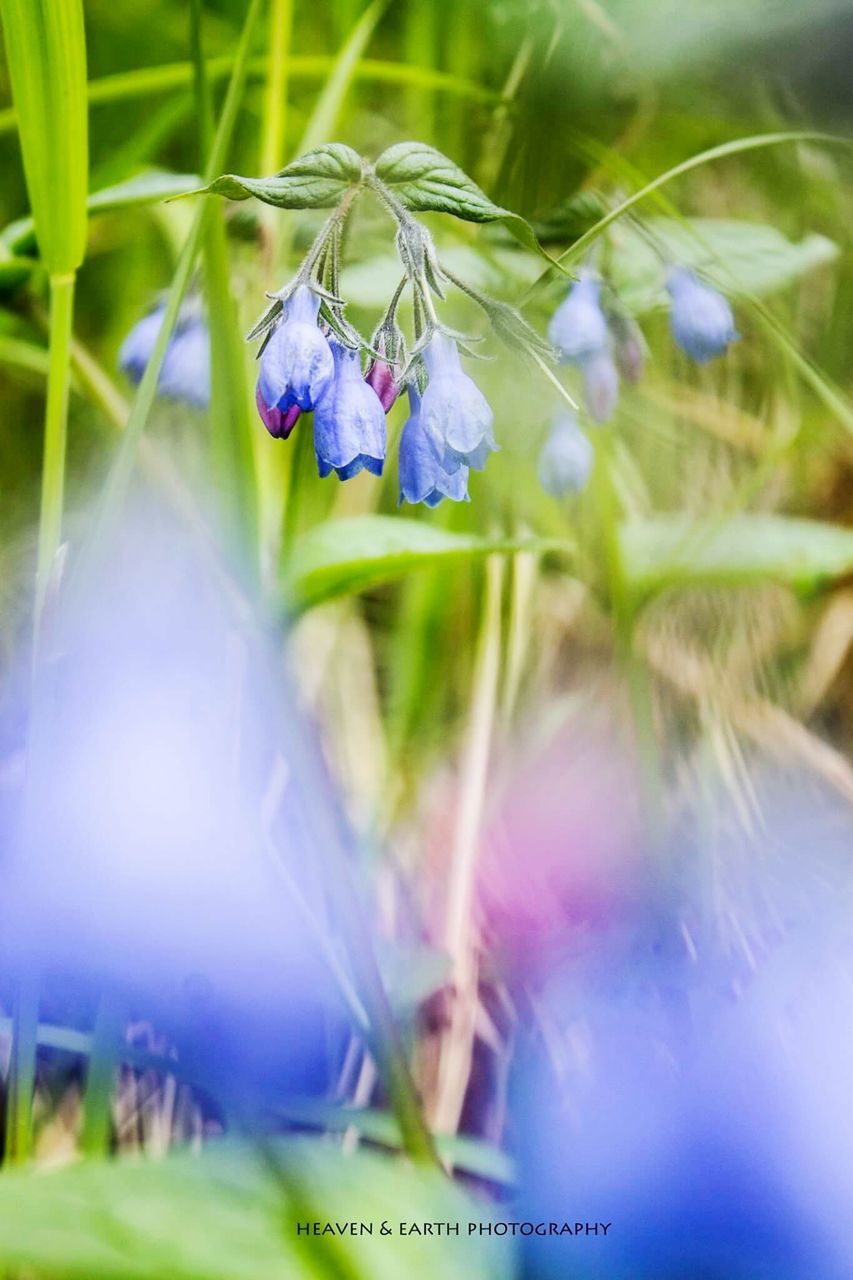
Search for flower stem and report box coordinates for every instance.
[4,971,40,1164]
[33,271,76,655]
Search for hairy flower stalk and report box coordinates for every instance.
[666,266,739,363]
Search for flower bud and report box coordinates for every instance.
[581,349,620,424]
[255,384,301,440]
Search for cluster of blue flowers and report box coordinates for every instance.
[119,260,737,511]
[539,265,738,498]
[254,287,496,506]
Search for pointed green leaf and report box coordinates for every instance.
[373,142,555,262]
[185,143,364,210]
[282,515,571,612]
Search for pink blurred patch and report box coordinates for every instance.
[478,722,644,969]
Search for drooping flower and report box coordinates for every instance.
[257,285,334,415]
[255,385,301,440]
[119,303,210,408]
[398,387,470,508]
[538,412,594,497]
[581,349,620,424]
[666,266,739,363]
[548,273,610,364]
[419,333,497,474]
[313,342,387,481]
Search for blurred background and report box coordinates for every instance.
[0,1,852,1276]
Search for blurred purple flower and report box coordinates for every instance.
[398,387,470,508]
[257,285,334,415]
[548,274,609,364]
[119,303,210,408]
[313,342,387,481]
[538,412,593,497]
[581,348,620,423]
[420,333,497,474]
[667,266,739,363]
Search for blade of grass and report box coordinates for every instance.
[191,0,259,581]
[68,0,266,602]
[524,130,853,300]
[0,58,498,139]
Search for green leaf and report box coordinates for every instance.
[611,218,838,314]
[620,514,853,599]
[1,171,201,257]
[0,0,89,276]
[282,515,571,612]
[0,1139,511,1280]
[274,1100,517,1186]
[373,142,552,261]
[185,144,364,210]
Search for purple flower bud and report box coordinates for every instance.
[119,304,210,408]
[420,333,497,474]
[610,314,646,384]
[581,349,620,424]
[313,342,387,481]
[667,267,739,363]
[365,358,400,413]
[398,388,470,508]
[255,384,301,440]
[257,285,334,413]
[548,274,610,364]
[538,412,593,497]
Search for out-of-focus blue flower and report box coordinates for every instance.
[581,348,620,423]
[667,266,738,363]
[313,342,387,481]
[398,387,470,508]
[257,285,334,414]
[119,303,210,408]
[538,412,593,497]
[548,274,609,364]
[420,333,497,474]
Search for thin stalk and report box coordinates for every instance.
[432,555,504,1137]
[4,971,40,1164]
[68,0,266,601]
[79,993,127,1156]
[591,431,663,838]
[33,272,76,653]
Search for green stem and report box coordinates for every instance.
[4,972,40,1164]
[33,272,76,652]
[79,993,127,1157]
